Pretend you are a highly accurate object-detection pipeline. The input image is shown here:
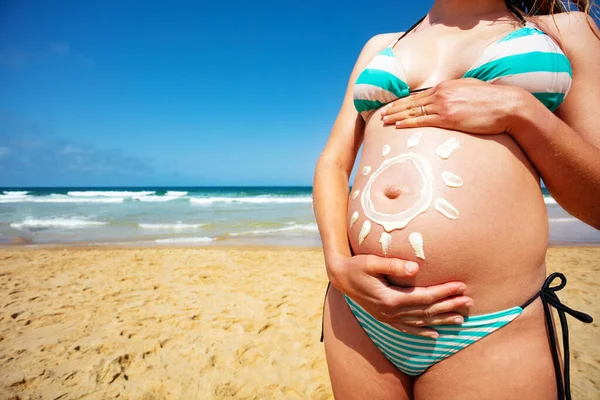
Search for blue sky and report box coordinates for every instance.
[0,0,435,186]
[1,1,594,187]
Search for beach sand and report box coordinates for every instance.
[0,246,598,399]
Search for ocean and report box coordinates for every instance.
[0,187,598,246]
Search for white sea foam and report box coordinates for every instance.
[229,223,318,236]
[2,191,29,196]
[155,237,215,244]
[165,191,188,196]
[11,218,107,229]
[190,196,313,205]
[139,223,205,229]
[544,196,557,205]
[549,217,577,223]
[67,191,155,197]
[0,195,125,203]
[135,195,181,202]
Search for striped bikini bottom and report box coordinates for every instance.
[322,273,592,400]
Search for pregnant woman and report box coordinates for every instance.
[313,1,597,399]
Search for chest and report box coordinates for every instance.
[388,24,521,90]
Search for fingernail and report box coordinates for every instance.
[395,121,401,126]
[465,301,474,307]
[425,332,439,339]
[405,261,418,273]
[453,317,463,324]
[383,116,388,122]
[457,284,467,293]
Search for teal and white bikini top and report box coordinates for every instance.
[353,16,573,120]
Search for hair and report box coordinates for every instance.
[505,0,599,42]
[505,0,597,16]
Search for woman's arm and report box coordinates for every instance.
[314,34,472,337]
[510,12,600,228]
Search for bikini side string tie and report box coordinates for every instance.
[521,272,594,400]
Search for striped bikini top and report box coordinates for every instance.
[353,17,573,120]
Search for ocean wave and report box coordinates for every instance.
[11,217,107,229]
[190,196,313,205]
[549,217,577,223]
[165,191,188,196]
[135,195,182,202]
[139,223,206,229]
[0,195,125,203]
[67,190,155,197]
[544,196,557,205]
[155,237,215,244]
[2,191,29,196]
[229,223,318,236]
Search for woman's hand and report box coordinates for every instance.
[380,78,525,135]
[328,254,473,339]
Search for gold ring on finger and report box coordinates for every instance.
[421,105,427,116]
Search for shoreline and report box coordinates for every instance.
[1,241,599,251]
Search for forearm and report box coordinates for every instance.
[312,155,353,282]
[509,91,600,229]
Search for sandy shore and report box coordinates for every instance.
[0,246,598,399]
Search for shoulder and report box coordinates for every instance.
[532,11,600,53]
[359,32,402,57]
[348,32,402,74]
[534,11,597,33]
[364,32,401,47]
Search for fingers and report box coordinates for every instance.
[388,281,468,308]
[382,105,436,126]
[394,114,442,129]
[388,323,440,339]
[365,255,420,279]
[393,295,473,318]
[399,312,465,327]
[382,95,431,120]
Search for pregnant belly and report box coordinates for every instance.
[347,125,549,312]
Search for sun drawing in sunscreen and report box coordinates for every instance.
[358,220,371,245]
[382,144,391,156]
[379,232,392,256]
[357,135,463,260]
[409,232,425,259]
[350,211,359,228]
[407,132,422,148]
[436,137,460,159]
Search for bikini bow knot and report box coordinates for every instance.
[535,272,593,400]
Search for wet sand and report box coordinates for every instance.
[0,246,598,399]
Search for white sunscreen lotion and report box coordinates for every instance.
[350,211,359,228]
[441,171,463,188]
[379,232,392,256]
[382,144,391,156]
[436,137,460,159]
[358,220,371,245]
[407,132,422,148]
[409,232,425,259]
[434,198,459,220]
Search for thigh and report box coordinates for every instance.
[323,285,414,400]
[414,300,557,400]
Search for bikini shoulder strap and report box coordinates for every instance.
[388,15,427,48]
